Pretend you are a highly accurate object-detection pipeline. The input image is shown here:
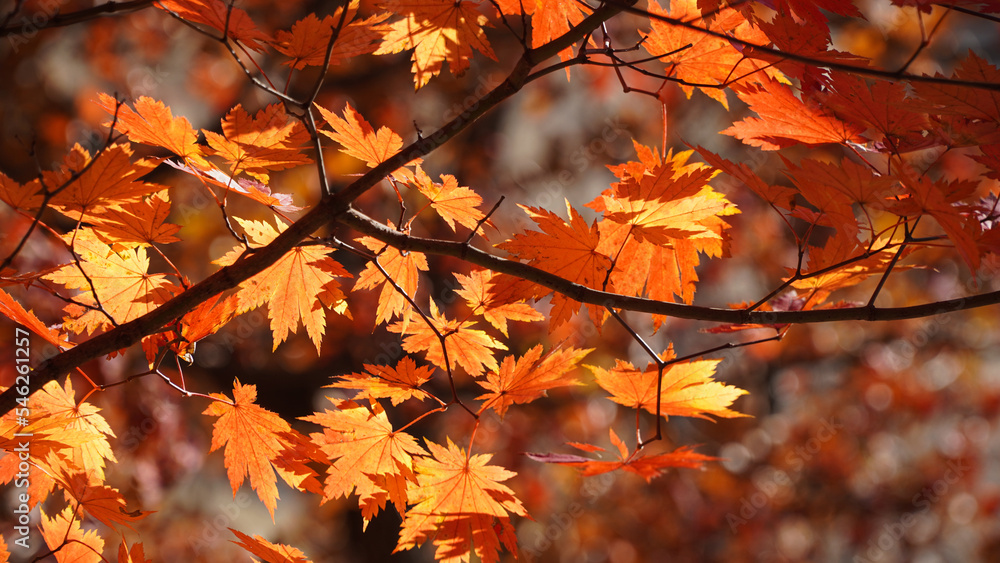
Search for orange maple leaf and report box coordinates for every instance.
[44,228,178,335]
[203,380,322,519]
[88,191,182,247]
[329,357,436,405]
[40,507,105,563]
[721,77,866,150]
[589,348,748,420]
[29,378,117,483]
[497,202,612,329]
[274,8,389,69]
[494,0,589,65]
[527,428,717,482]
[643,0,788,108]
[57,471,148,530]
[353,234,428,327]
[215,217,351,352]
[396,438,527,563]
[157,0,271,51]
[375,0,498,89]
[303,399,427,525]
[97,93,206,166]
[389,301,508,377]
[409,165,486,232]
[590,146,736,329]
[118,540,152,563]
[695,146,797,210]
[0,171,44,211]
[230,529,312,563]
[476,344,591,419]
[203,103,312,183]
[454,269,543,337]
[317,102,406,170]
[164,159,301,212]
[43,144,165,215]
[0,288,71,349]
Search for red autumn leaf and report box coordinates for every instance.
[230,529,312,563]
[497,202,612,329]
[274,9,389,69]
[527,428,717,482]
[157,0,270,51]
[722,77,866,150]
[203,103,312,183]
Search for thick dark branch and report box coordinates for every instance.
[0,0,637,416]
[0,0,155,37]
[339,209,997,324]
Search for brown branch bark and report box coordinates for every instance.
[338,208,995,324]
[0,0,155,37]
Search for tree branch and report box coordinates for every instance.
[0,0,639,416]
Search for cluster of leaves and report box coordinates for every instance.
[1,0,999,561]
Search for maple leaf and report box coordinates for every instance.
[389,301,508,377]
[409,165,485,232]
[781,156,897,239]
[168,293,241,361]
[57,470,147,530]
[822,74,931,147]
[396,438,527,563]
[722,77,866,150]
[231,529,312,563]
[476,344,591,419]
[328,357,436,405]
[98,93,206,166]
[274,8,390,69]
[589,146,737,329]
[42,144,165,215]
[0,171,44,211]
[643,0,788,108]
[0,288,71,349]
[590,349,748,420]
[353,234,429,327]
[214,217,351,352]
[40,507,105,563]
[526,428,717,482]
[454,269,543,337]
[203,103,312,183]
[375,0,498,89]
[494,0,589,65]
[0,537,9,563]
[44,228,178,335]
[29,379,117,483]
[204,380,322,519]
[87,191,181,247]
[593,148,736,246]
[883,174,982,271]
[118,540,152,563]
[912,51,1000,124]
[164,160,301,212]
[317,102,405,169]
[790,234,913,305]
[157,0,271,51]
[497,201,612,329]
[302,399,427,525]
[695,146,797,210]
